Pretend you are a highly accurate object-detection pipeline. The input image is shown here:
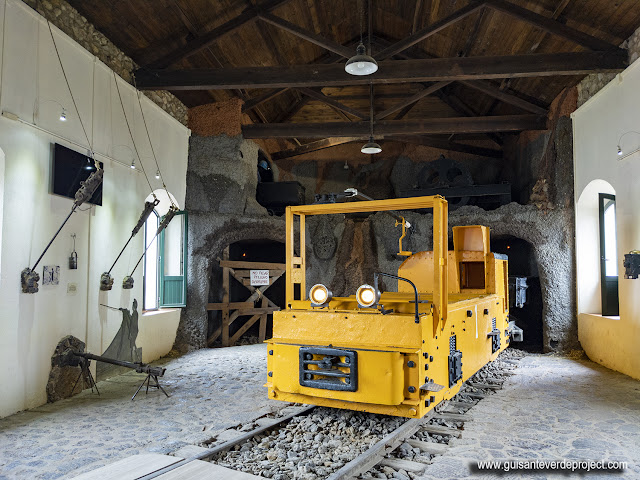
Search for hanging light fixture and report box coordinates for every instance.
[155,169,161,179]
[130,158,136,169]
[345,44,378,76]
[362,84,381,154]
[59,108,67,122]
[345,0,377,76]
[361,137,382,154]
[616,131,640,158]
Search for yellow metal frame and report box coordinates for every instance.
[285,195,449,325]
[271,195,510,419]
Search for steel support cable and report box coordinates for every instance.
[133,76,177,209]
[22,23,104,293]
[112,70,156,199]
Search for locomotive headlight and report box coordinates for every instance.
[310,284,332,306]
[356,284,378,308]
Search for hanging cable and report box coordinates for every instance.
[21,22,104,294]
[112,70,156,199]
[46,21,94,156]
[122,206,179,290]
[99,198,160,291]
[22,160,103,293]
[133,77,177,209]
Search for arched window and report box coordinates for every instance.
[143,190,188,310]
[576,180,618,316]
[599,193,618,315]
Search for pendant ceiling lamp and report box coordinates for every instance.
[362,85,381,154]
[346,0,377,76]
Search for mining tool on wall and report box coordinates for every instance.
[100,198,160,291]
[266,194,522,418]
[122,205,178,289]
[21,161,103,293]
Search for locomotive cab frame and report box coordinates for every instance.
[266,195,520,418]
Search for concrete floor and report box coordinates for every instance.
[0,345,638,480]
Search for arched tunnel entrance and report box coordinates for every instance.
[491,236,544,352]
[207,239,285,346]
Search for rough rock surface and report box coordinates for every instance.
[174,134,285,352]
[46,335,86,403]
[577,24,640,107]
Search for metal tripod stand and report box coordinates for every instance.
[72,358,100,396]
[132,373,169,401]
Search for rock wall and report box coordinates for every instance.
[173,134,285,351]
[577,25,640,107]
[301,107,577,353]
[21,0,188,125]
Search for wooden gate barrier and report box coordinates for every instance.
[206,248,283,347]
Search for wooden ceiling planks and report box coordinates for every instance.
[64,0,640,143]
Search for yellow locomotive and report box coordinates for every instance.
[266,195,521,418]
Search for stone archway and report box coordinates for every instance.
[173,215,286,352]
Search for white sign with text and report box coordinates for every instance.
[250,270,270,286]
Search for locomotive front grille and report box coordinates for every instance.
[299,347,358,392]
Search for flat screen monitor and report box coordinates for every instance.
[52,143,103,206]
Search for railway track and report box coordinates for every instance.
[136,349,525,480]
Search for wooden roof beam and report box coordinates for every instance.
[387,136,503,158]
[271,137,363,160]
[375,81,452,120]
[143,0,294,69]
[242,115,548,138]
[257,12,353,58]
[270,135,503,160]
[374,3,487,60]
[298,88,367,119]
[136,51,627,90]
[242,88,290,112]
[529,0,573,53]
[480,0,621,52]
[458,80,547,115]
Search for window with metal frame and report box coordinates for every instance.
[143,210,188,310]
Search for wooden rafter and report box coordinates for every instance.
[270,137,364,160]
[273,95,310,123]
[387,136,503,158]
[298,88,367,119]
[459,80,547,115]
[242,115,547,138]
[242,88,290,112]
[144,0,294,69]
[135,51,627,90]
[374,3,487,60]
[480,0,620,52]
[257,11,353,58]
[269,135,504,160]
[374,81,452,120]
[529,0,573,53]
[459,6,488,57]
[411,0,424,34]
[436,89,503,146]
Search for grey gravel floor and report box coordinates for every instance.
[0,344,287,479]
[416,355,640,480]
[1,346,639,480]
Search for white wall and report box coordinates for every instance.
[572,57,640,379]
[0,0,190,417]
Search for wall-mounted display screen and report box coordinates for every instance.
[52,143,103,206]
